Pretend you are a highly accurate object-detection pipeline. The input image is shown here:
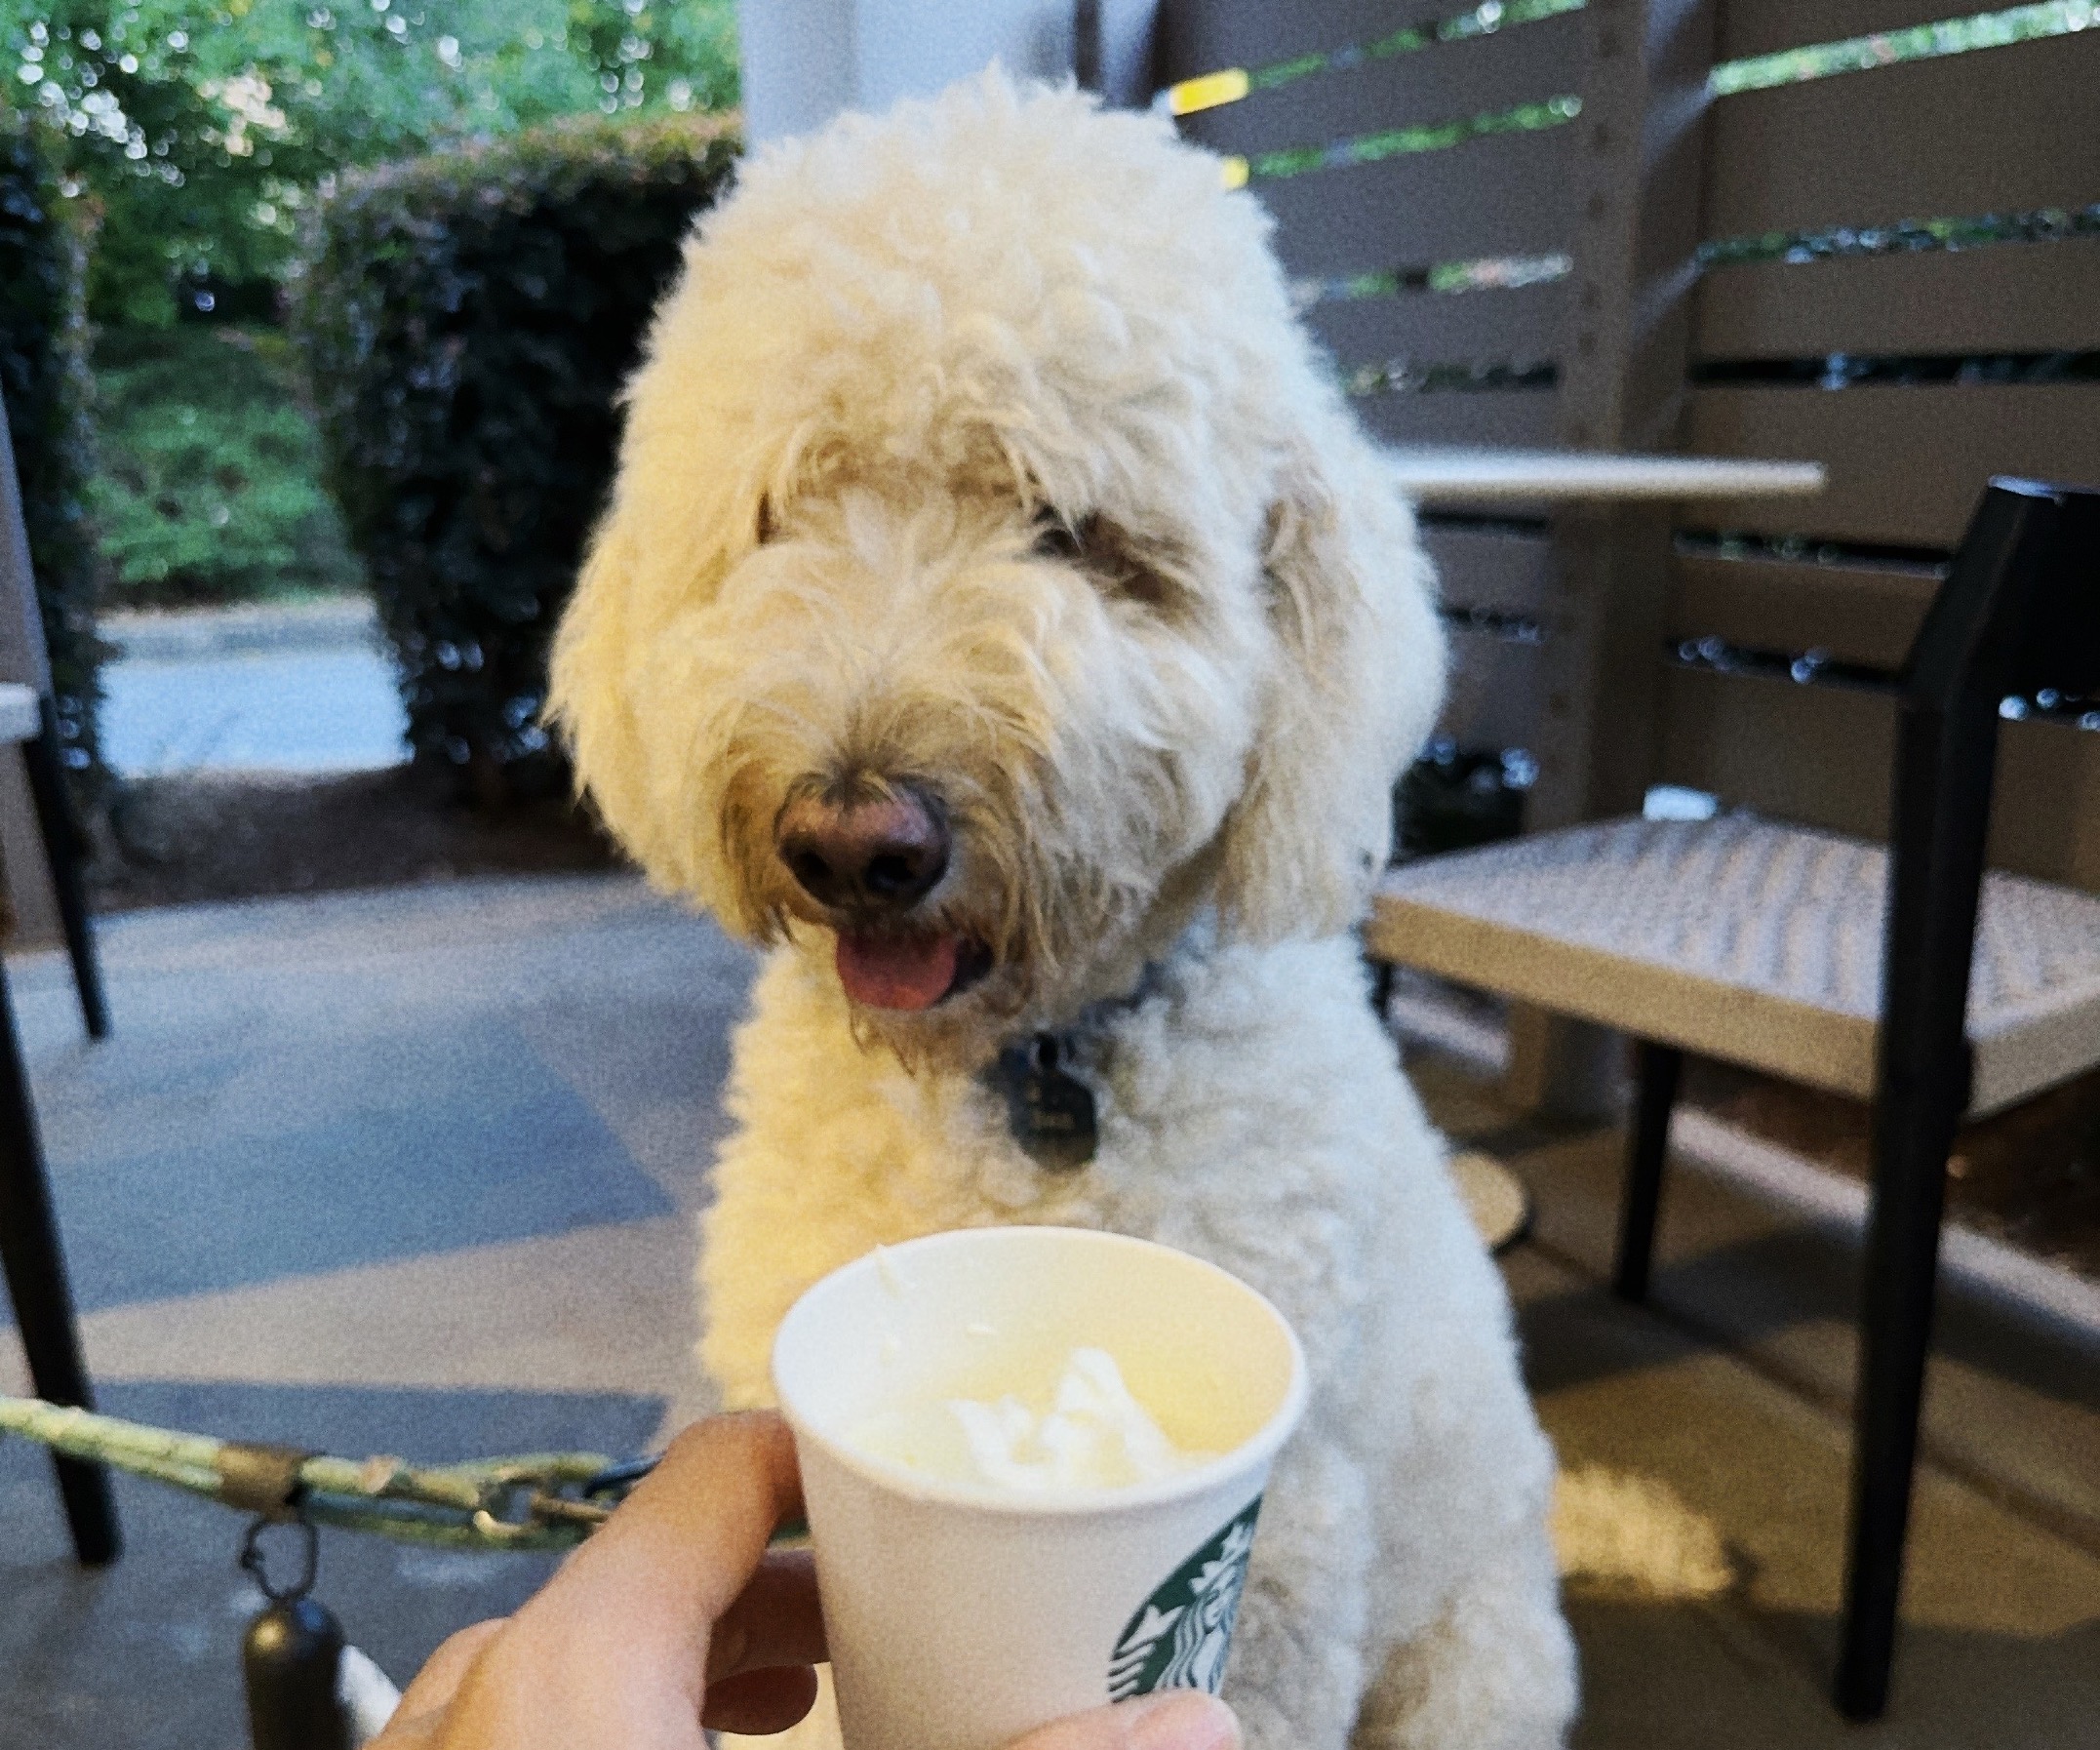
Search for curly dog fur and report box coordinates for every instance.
[550,70,1576,1750]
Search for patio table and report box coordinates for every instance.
[1382,448,1827,1253]
[1388,447,1825,506]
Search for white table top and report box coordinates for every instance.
[1387,448,1826,505]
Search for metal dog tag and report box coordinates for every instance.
[992,1034,1097,1172]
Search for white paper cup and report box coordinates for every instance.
[773,1226,1308,1750]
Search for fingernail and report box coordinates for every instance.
[1124,1690,1241,1750]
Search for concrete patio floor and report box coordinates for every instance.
[2,873,2095,1746]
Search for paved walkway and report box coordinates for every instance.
[2,877,747,1746]
[1412,1051,2100,1746]
[1,874,2094,1745]
[98,600,407,776]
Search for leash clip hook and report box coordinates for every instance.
[239,1514,320,1606]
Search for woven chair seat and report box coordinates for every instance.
[1367,813,2100,1116]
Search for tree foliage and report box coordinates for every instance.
[0,0,737,325]
[0,110,103,781]
[292,114,736,802]
[89,323,359,604]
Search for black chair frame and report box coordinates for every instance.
[0,699,118,1566]
[0,393,118,1564]
[0,941,118,1563]
[1611,477,2098,1719]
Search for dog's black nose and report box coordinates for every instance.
[777,788,950,912]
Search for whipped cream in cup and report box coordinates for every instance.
[852,1345,1220,1491]
[773,1227,1308,1750]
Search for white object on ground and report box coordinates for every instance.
[1448,1150,1530,1253]
[1643,784,1720,821]
[852,1346,1215,1491]
[337,1643,402,1745]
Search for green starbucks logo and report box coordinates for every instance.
[1107,1498,1261,1700]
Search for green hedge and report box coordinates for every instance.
[292,115,739,801]
[89,324,366,610]
[0,111,105,788]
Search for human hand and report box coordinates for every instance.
[373,1412,823,1748]
[372,1412,1240,1750]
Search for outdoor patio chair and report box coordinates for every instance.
[0,395,120,1565]
[1364,477,2100,1717]
[0,395,109,1042]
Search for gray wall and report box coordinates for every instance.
[736,0,1158,144]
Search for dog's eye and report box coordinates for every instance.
[1032,512,1090,563]
[1030,508,1185,614]
[1105,561,1177,613]
[1054,513,1184,616]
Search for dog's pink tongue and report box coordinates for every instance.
[836,933,961,1011]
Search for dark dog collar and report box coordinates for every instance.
[987,1033,1098,1173]
[982,954,1177,1172]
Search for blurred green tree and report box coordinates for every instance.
[88,323,360,604]
[0,1,734,626]
[0,0,737,326]
[0,110,105,779]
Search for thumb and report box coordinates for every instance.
[1007,1693,1240,1750]
[369,1620,507,1746]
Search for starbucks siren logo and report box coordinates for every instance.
[1107,1498,1262,1700]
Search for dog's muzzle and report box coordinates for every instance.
[774,784,991,1012]
[776,787,950,913]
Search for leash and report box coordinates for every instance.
[1,1391,652,1551]
[4,1391,642,1746]
[4,1391,812,1748]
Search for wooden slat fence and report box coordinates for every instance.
[1153,0,2100,892]
[1703,32,2100,238]
[1152,0,1467,78]
[1717,0,2039,61]
[1673,1,2100,888]
[1696,238,2100,361]
[1155,0,1580,785]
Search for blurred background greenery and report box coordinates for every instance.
[86,323,358,605]
[2,0,738,611]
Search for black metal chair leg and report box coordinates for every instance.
[1835,1076,1957,1720]
[22,697,108,1041]
[0,952,119,1564]
[1612,1041,1681,1302]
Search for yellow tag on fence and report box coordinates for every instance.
[1168,68,1250,116]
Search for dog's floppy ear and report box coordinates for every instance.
[547,517,676,882]
[1213,411,1446,942]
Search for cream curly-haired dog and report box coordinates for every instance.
[549,70,1575,1750]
